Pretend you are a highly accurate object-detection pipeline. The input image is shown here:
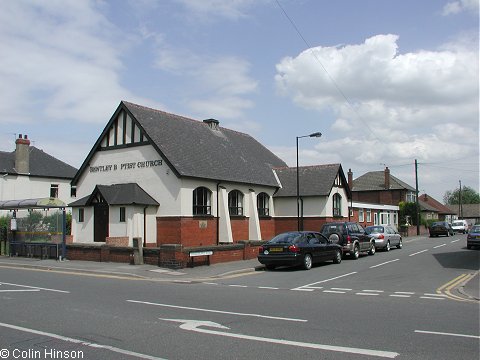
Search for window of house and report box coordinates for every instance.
[70,186,77,198]
[333,193,342,217]
[120,207,126,222]
[50,184,59,198]
[193,187,212,215]
[366,209,371,222]
[78,208,84,223]
[406,191,416,203]
[228,190,244,216]
[257,192,269,216]
[359,209,364,222]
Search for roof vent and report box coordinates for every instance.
[203,118,220,131]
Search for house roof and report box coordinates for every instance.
[352,171,415,192]
[72,101,287,187]
[273,164,351,198]
[419,194,456,215]
[0,147,77,179]
[447,203,480,218]
[69,183,158,207]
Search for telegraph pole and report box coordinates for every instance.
[415,159,420,235]
[459,180,462,219]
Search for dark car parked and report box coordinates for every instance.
[257,231,342,270]
[467,224,480,249]
[320,222,376,259]
[429,221,454,237]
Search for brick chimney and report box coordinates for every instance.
[384,167,390,190]
[348,168,353,190]
[15,134,30,174]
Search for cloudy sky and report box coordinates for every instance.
[0,0,478,202]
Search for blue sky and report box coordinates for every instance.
[0,0,478,202]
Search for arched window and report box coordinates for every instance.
[193,187,211,215]
[228,190,244,216]
[333,193,342,217]
[257,192,270,216]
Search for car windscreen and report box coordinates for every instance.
[268,233,302,244]
[471,226,480,232]
[366,226,383,234]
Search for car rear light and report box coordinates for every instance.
[288,245,300,253]
[346,235,351,244]
[259,246,264,254]
[378,234,384,239]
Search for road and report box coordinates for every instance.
[0,234,478,360]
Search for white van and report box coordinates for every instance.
[451,220,468,234]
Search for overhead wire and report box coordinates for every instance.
[274,0,381,143]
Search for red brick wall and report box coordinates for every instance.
[106,236,129,247]
[231,217,249,242]
[156,217,218,247]
[259,218,275,240]
[353,190,407,206]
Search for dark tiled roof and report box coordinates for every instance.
[419,194,456,215]
[69,183,158,207]
[352,171,415,192]
[447,203,480,218]
[122,102,286,187]
[0,147,77,179]
[274,164,349,197]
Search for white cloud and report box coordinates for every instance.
[274,34,479,199]
[175,0,259,21]
[442,0,479,15]
[0,1,139,124]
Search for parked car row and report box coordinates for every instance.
[258,222,403,271]
[429,220,472,237]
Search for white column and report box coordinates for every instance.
[218,187,233,243]
[248,190,262,240]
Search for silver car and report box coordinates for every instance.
[365,225,403,251]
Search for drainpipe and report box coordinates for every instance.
[216,181,221,245]
[143,206,147,247]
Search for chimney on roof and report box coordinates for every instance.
[348,168,353,190]
[15,134,30,174]
[203,118,220,130]
[384,167,390,190]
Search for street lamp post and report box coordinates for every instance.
[296,132,322,231]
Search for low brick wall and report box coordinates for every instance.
[65,241,264,269]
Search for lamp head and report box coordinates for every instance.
[309,132,322,138]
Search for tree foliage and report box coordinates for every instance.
[443,186,480,205]
[399,201,420,226]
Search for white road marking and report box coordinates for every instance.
[389,294,411,298]
[362,290,384,293]
[0,322,166,360]
[433,244,446,249]
[356,293,379,296]
[409,249,428,256]
[0,289,40,293]
[161,319,400,358]
[0,282,69,293]
[415,330,480,339]
[323,290,346,294]
[202,282,219,285]
[420,296,445,300]
[394,292,415,295]
[258,286,279,290]
[331,288,352,291]
[451,239,460,243]
[291,272,357,291]
[370,259,399,268]
[127,300,307,322]
[291,288,315,292]
[424,293,447,297]
[228,285,248,288]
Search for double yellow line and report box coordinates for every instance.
[437,273,477,302]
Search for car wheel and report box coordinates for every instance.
[385,241,390,252]
[397,239,403,249]
[303,254,313,270]
[368,242,376,255]
[333,249,342,264]
[265,264,276,270]
[351,245,360,260]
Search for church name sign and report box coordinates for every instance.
[89,160,163,173]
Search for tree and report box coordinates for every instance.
[399,201,420,226]
[443,186,480,205]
